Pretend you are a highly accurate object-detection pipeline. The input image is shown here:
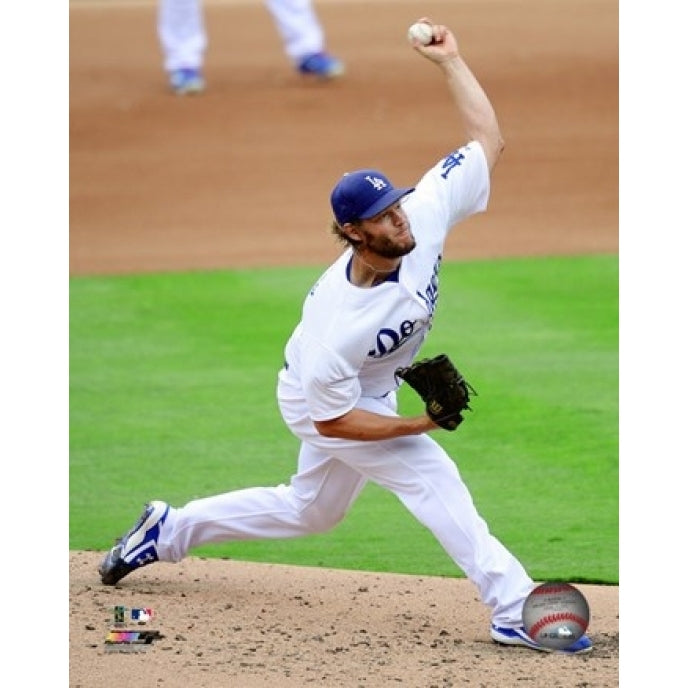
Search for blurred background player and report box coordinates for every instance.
[159,0,345,94]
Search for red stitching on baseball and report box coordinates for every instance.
[529,612,587,637]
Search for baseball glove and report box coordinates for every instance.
[394,353,476,431]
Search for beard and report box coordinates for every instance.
[360,227,417,258]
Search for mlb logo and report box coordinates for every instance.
[131,607,154,622]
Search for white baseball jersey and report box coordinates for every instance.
[281,141,490,421]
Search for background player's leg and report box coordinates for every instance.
[157,0,207,72]
[263,0,324,63]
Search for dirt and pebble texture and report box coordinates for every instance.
[70,553,618,687]
[70,0,618,685]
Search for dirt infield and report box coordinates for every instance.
[69,1,618,685]
[69,0,617,275]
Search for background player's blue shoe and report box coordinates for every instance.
[99,501,170,585]
[490,624,593,654]
[169,68,205,95]
[297,52,345,79]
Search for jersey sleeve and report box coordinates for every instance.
[407,141,491,238]
[300,338,363,422]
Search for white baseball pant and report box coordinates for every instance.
[158,0,326,72]
[156,376,535,627]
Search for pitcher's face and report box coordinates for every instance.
[358,201,416,258]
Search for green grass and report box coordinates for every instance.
[70,255,618,583]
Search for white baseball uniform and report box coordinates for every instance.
[156,142,535,627]
[158,0,326,72]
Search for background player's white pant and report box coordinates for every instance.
[158,0,325,72]
[265,0,325,61]
[156,382,534,627]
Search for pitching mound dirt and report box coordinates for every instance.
[70,552,618,687]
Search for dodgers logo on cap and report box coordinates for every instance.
[330,169,415,225]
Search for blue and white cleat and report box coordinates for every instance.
[168,68,205,95]
[490,624,593,654]
[99,501,170,585]
[297,52,345,80]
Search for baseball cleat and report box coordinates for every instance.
[168,68,205,95]
[297,52,345,80]
[99,501,170,585]
[490,624,593,654]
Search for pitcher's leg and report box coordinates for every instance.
[408,462,534,626]
[158,444,366,562]
[330,433,534,626]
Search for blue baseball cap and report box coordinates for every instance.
[330,169,415,225]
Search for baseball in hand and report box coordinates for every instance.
[522,583,590,650]
[407,22,433,46]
